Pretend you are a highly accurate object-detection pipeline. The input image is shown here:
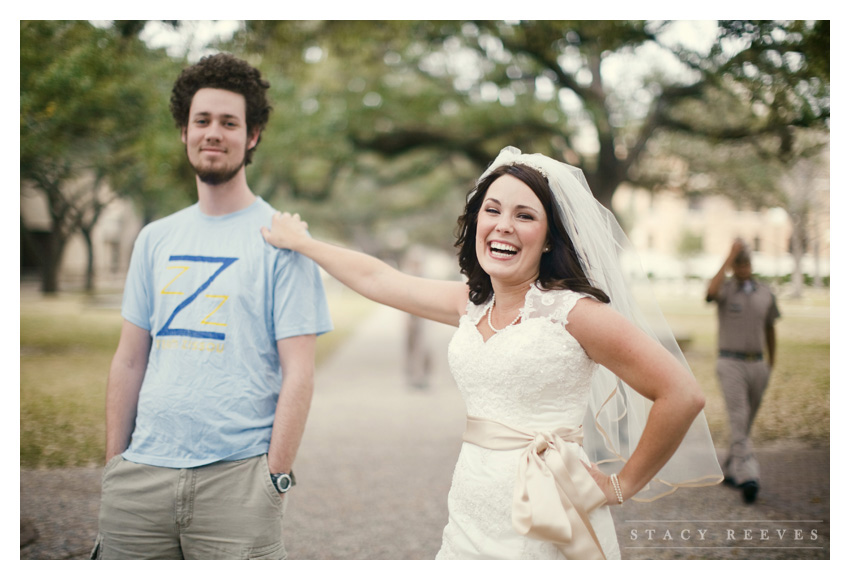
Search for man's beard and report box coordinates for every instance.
[187,147,247,186]
[195,163,244,186]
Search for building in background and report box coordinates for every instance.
[613,179,829,286]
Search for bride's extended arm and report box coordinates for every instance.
[567,298,706,504]
[261,212,468,326]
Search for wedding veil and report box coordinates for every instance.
[476,146,723,501]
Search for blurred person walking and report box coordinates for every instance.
[402,247,433,389]
[706,239,780,504]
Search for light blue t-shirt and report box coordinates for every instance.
[121,198,333,468]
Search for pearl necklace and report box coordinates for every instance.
[487,297,522,332]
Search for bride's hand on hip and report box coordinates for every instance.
[261,212,310,251]
[582,461,620,506]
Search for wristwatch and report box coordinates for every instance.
[270,471,296,493]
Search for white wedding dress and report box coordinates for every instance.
[435,285,621,559]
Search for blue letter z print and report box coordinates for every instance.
[156,255,238,340]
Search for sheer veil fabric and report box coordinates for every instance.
[476,146,722,501]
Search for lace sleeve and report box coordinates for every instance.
[520,284,593,326]
[465,298,489,325]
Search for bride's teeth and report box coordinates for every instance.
[490,242,517,254]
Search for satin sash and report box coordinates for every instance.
[463,415,608,559]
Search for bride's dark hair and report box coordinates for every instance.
[454,163,611,306]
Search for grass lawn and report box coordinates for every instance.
[20,284,829,469]
[659,287,830,448]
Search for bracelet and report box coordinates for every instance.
[610,474,624,504]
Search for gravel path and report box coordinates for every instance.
[20,306,829,560]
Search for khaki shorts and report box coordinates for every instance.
[92,454,288,559]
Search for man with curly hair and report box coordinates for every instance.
[93,53,333,559]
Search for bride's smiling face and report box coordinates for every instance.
[476,175,549,286]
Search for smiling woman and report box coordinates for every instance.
[456,162,610,311]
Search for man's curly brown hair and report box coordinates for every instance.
[170,53,272,165]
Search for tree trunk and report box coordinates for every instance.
[810,211,823,288]
[82,227,95,293]
[789,215,805,299]
[40,231,66,295]
[585,161,622,216]
[591,178,617,214]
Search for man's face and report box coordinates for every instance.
[733,260,752,282]
[181,88,259,186]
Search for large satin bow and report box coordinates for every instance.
[463,415,608,559]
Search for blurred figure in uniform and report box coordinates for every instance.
[706,239,780,504]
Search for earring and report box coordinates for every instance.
[543,246,551,253]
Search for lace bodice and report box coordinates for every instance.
[438,284,619,560]
[447,284,598,431]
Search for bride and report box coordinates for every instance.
[261,146,721,559]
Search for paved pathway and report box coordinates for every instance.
[20,305,829,559]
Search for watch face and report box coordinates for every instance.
[273,473,291,493]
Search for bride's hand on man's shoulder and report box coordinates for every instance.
[261,211,309,250]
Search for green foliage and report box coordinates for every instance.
[227,20,828,227]
[650,20,829,188]
[20,20,830,274]
[222,21,677,248]
[714,20,829,145]
[108,55,197,222]
[21,21,152,179]
[634,20,828,214]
